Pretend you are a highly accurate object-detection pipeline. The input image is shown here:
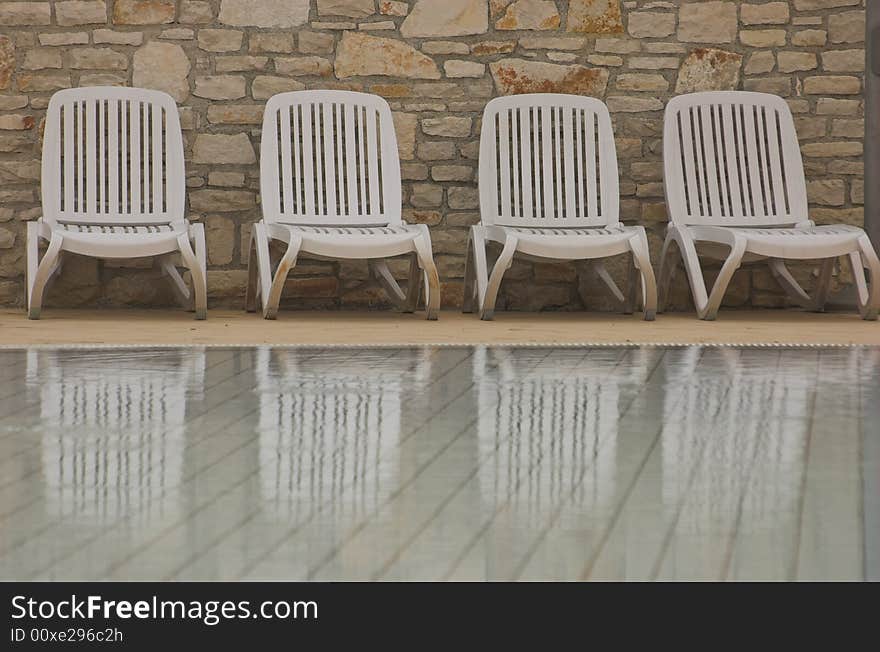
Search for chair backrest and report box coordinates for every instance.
[41,87,185,226]
[260,90,402,227]
[663,91,808,227]
[479,93,619,228]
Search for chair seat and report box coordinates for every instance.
[289,224,416,237]
[486,224,638,259]
[738,224,862,242]
[268,222,427,258]
[59,223,176,235]
[509,225,632,240]
[693,224,866,258]
[48,220,185,257]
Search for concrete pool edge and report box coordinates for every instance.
[1,309,878,347]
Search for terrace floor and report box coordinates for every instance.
[0,308,878,347]
[0,344,877,581]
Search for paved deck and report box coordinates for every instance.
[1,309,878,347]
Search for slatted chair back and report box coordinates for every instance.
[478,94,620,229]
[260,90,402,227]
[663,91,809,228]
[41,87,185,226]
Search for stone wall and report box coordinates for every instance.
[0,1,867,312]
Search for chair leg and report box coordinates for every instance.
[246,223,273,314]
[462,233,476,314]
[630,230,658,321]
[593,262,627,304]
[412,234,440,320]
[192,224,208,319]
[26,222,40,312]
[370,259,409,311]
[403,253,421,313]
[702,236,747,321]
[263,232,302,320]
[766,257,838,312]
[480,235,517,321]
[811,257,836,313]
[623,257,638,316]
[668,225,746,320]
[27,228,63,320]
[854,234,880,321]
[245,229,259,313]
[157,254,192,309]
[463,227,488,315]
[657,230,679,314]
[194,222,207,288]
[768,258,813,309]
[177,231,207,320]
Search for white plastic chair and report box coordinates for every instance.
[659,91,880,321]
[463,94,657,320]
[246,90,440,319]
[29,87,206,319]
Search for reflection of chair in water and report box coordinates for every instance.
[661,347,811,538]
[256,348,431,519]
[475,347,633,517]
[27,349,205,523]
